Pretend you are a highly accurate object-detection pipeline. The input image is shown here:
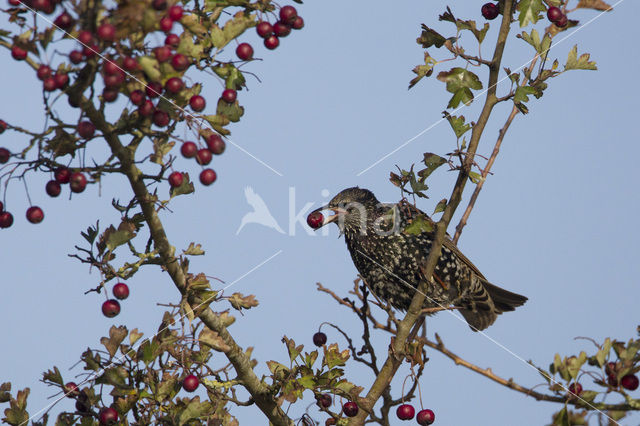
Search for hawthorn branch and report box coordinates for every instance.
[73,93,293,425]
[420,334,638,411]
[348,2,516,423]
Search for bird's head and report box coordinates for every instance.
[311,187,380,234]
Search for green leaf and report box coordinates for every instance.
[178,400,214,425]
[519,29,541,52]
[150,137,174,165]
[514,86,539,104]
[443,113,471,138]
[45,128,77,158]
[596,338,612,367]
[552,406,570,426]
[437,68,483,108]
[266,361,289,379]
[577,0,613,11]
[566,352,587,379]
[323,344,350,369]
[433,199,447,214]
[296,375,316,389]
[455,20,490,43]
[468,171,483,184]
[216,97,244,122]
[304,351,318,369]
[421,153,447,178]
[100,326,128,359]
[42,367,63,385]
[107,229,135,252]
[138,56,161,82]
[156,375,179,402]
[564,45,597,71]
[203,114,231,135]
[409,52,437,89]
[579,390,598,403]
[210,11,256,49]
[199,329,231,352]
[403,214,433,235]
[517,0,546,27]
[282,336,303,364]
[96,367,129,389]
[416,25,446,48]
[3,389,30,426]
[183,242,205,256]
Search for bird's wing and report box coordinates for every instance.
[244,186,270,212]
[395,200,487,279]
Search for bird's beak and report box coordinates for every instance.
[311,205,347,230]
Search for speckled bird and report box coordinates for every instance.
[312,187,527,331]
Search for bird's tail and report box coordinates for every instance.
[459,279,527,331]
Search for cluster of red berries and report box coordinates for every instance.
[254,5,304,52]
[169,133,225,188]
[333,401,433,424]
[605,362,639,391]
[546,6,568,28]
[101,282,129,318]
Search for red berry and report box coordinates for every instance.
[307,211,324,229]
[154,45,172,62]
[605,362,617,376]
[608,374,619,387]
[146,81,163,98]
[343,402,358,417]
[313,331,327,346]
[103,73,124,88]
[53,11,73,29]
[122,56,138,71]
[264,35,279,50]
[481,3,499,20]
[33,0,52,13]
[26,206,44,224]
[0,147,9,163]
[206,134,225,154]
[164,77,184,94]
[168,171,184,187]
[180,141,197,158]
[11,46,27,60]
[291,16,304,30]
[221,88,237,103]
[43,77,57,92]
[69,50,83,64]
[8,0,20,6]
[621,374,639,391]
[37,65,52,81]
[138,100,155,117]
[46,180,61,197]
[152,110,170,127]
[0,212,14,228]
[568,382,582,396]
[189,95,205,111]
[70,172,87,193]
[196,148,212,165]
[112,282,129,300]
[102,60,120,75]
[171,53,189,70]
[64,382,79,398]
[97,22,116,42]
[182,374,199,392]
[151,0,166,10]
[77,30,93,46]
[317,394,332,408]
[279,5,297,24]
[54,73,69,89]
[416,409,435,425]
[159,15,173,32]
[555,13,568,28]
[130,90,145,106]
[165,33,180,48]
[547,6,563,23]
[77,121,95,138]
[54,167,71,184]
[235,43,253,61]
[199,168,216,185]
[168,4,183,21]
[98,407,118,425]
[82,44,100,58]
[273,21,291,37]
[396,404,415,421]
[0,120,6,134]
[101,299,120,318]
[102,88,118,102]
[0,201,3,211]
[256,21,273,38]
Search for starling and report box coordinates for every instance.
[312,187,527,331]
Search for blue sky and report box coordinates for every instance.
[1,0,639,424]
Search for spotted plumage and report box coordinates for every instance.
[314,187,527,331]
